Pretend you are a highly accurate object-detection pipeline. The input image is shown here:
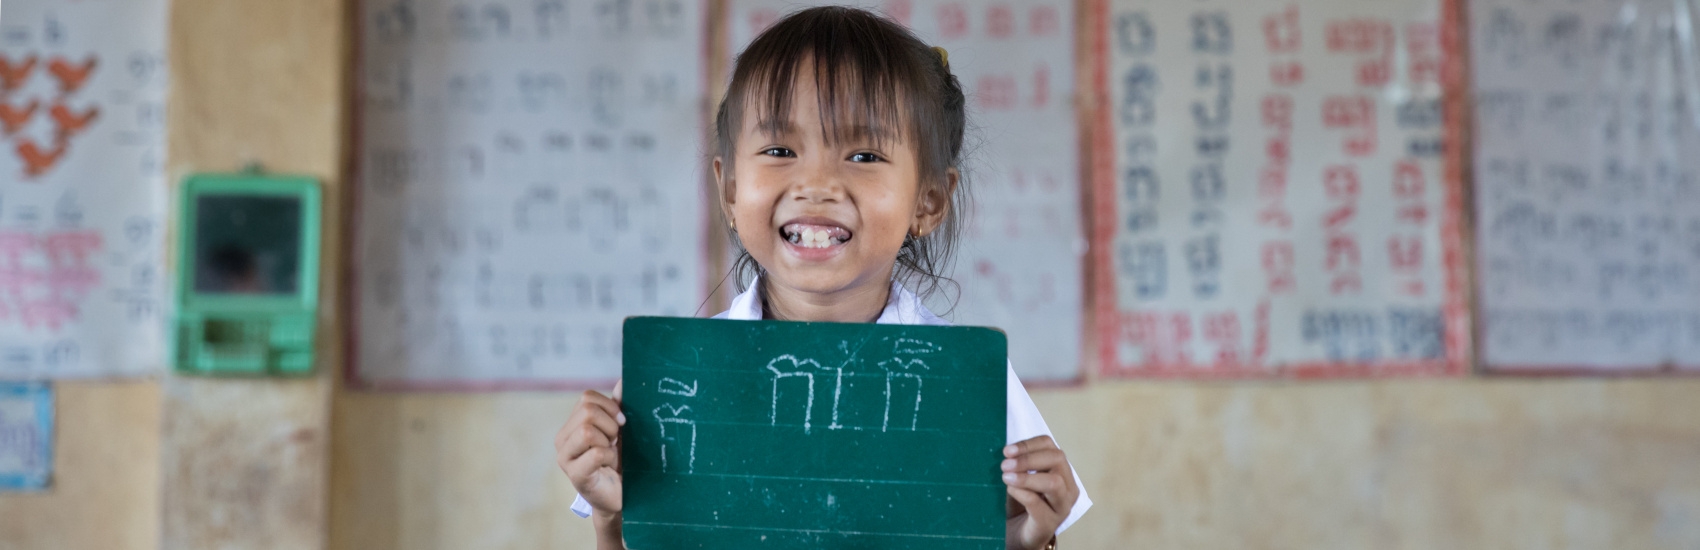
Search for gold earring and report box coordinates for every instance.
[729,218,736,232]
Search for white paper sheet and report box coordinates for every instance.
[0,0,169,379]
[353,0,707,388]
[728,0,1085,383]
[1098,0,1467,377]
[1472,0,1700,372]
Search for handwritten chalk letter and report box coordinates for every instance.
[730,0,1086,383]
[1471,0,1700,372]
[353,0,707,388]
[0,382,53,491]
[622,317,1006,548]
[1096,0,1468,377]
[0,0,170,379]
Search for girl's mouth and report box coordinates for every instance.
[779,222,852,249]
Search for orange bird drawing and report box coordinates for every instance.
[0,55,36,93]
[0,100,38,135]
[16,137,68,178]
[47,56,97,95]
[49,102,98,137]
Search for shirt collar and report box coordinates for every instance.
[720,276,948,326]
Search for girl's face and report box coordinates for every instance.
[715,66,950,315]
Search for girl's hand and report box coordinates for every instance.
[1002,435,1079,550]
[556,381,626,517]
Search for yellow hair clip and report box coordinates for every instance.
[932,46,949,70]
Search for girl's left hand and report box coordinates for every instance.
[1002,435,1078,550]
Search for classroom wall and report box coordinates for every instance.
[6,0,1700,549]
[158,0,344,546]
[0,382,159,550]
[327,378,1700,549]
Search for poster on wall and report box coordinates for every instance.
[351,0,708,389]
[1096,0,1469,378]
[0,382,53,491]
[729,0,1086,383]
[1472,0,1700,373]
[0,0,170,379]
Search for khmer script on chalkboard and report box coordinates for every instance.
[729,0,1086,384]
[1471,0,1700,373]
[1096,0,1469,378]
[351,0,708,389]
[0,0,170,379]
[621,317,1006,548]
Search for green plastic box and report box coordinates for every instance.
[172,172,321,376]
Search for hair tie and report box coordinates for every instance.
[932,46,949,70]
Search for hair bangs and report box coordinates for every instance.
[737,25,910,154]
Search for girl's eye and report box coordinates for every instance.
[761,147,795,158]
[848,152,883,163]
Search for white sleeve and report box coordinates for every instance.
[570,494,593,518]
[1007,362,1093,534]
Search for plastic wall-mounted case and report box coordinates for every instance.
[172,172,321,376]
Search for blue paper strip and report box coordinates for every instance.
[0,382,53,491]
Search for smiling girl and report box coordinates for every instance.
[556,7,1090,549]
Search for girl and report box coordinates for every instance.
[556,7,1089,549]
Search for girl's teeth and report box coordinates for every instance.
[783,224,849,249]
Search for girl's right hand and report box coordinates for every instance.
[556,381,626,515]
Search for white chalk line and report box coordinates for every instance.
[671,419,1001,436]
[767,355,819,433]
[644,470,1001,489]
[639,364,1005,381]
[623,521,1002,541]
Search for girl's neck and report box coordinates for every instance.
[759,276,892,323]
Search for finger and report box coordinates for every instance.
[613,434,623,473]
[578,390,626,426]
[1007,486,1060,528]
[1003,471,1065,497]
[612,379,623,402]
[563,424,614,462]
[1003,435,1058,458]
[564,446,598,484]
[555,416,591,458]
[1002,448,1066,473]
[567,446,621,484]
[1005,494,1026,519]
[557,405,620,446]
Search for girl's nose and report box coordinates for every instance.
[788,163,846,203]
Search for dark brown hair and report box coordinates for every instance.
[715,5,970,304]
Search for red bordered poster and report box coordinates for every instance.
[1092,0,1470,378]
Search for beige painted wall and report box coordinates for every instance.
[0,382,160,550]
[327,380,1700,549]
[158,0,345,547]
[7,0,1700,549]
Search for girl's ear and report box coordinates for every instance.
[714,156,736,224]
[912,168,958,237]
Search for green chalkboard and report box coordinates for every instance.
[621,317,1008,549]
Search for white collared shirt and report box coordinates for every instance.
[572,278,1092,534]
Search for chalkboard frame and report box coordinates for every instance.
[620,316,1010,548]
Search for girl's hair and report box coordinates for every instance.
[714,5,970,306]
